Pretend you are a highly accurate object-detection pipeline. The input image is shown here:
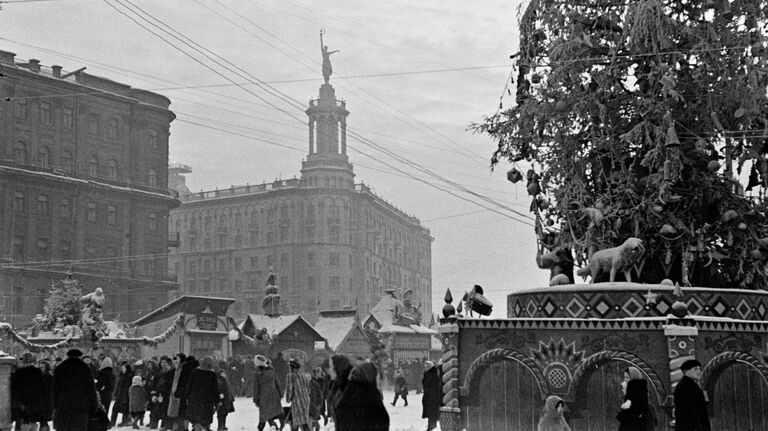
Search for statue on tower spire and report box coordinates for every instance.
[320,29,340,84]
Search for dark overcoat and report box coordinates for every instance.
[335,363,389,431]
[252,367,283,422]
[674,375,710,431]
[52,356,98,431]
[11,364,48,422]
[185,367,219,426]
[174,359,197,418]
[421,366,441,420]
[95,367,115,409]
[113,369,134,414]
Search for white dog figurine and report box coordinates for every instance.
[577,237,645,283]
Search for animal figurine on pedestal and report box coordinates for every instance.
[577,237,645,283]
[536,247,575,286]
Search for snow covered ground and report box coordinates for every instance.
[111,390,441,431]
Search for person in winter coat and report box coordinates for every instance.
[37,360,54,431]
[143,359,160,429]
[335,361,389,431]
[421,361,441,431]
[617,367,655,431]
[392,368,408,406]
[111,361,134,427]
[215,360,235,431]
[52,349,99,431]
[95,357,115,419]
[168,353,197,431]
[674,359,710,431]
[155,356,175,431]
[327,354,353,428]
[285,358,312,431]
[185,356,220,431]
[538,395,571,431]
[253,355,283,431]
[309,367,325,431]
[129,375,148,429]
[12,352,48,429]
[272,352,288,391]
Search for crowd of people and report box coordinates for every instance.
[9,350,444,431]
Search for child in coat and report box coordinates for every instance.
[128,375,148,429]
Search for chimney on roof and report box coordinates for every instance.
[0,50,15,66]
[51,65,62,78]
[28,59,40,73]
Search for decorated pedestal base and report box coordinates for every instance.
[439,283,768,431]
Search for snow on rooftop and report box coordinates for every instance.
[314,316,356,350]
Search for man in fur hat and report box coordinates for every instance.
[673,359,710,431]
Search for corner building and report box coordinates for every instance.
[169,79,433,322]
[0,50,179,325]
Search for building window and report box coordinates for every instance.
[107,118,118,139]
[307,252,316,267]
[204,238,212,250]
[37,194,49,216]
[107,247,119,270]
[148,130,159,152]
[87,202,97,223]
[36,238,49,261]
[14,99,27,120]
[148,168,158,187]
[13,191,25,215]
[219,258,227,272]
[146,260,156,276]
[89,156,99,177]
[60,240,71,260]
[234,257,242,271]
[63,108,73,129]
[280,276,288,289]
[107,205,117,225]
[37,146,51,169]
[267,255,274,268]
[330,225,340,243]
[329,251,340,267]
[12,236,24,261]
[280,253,288,268]
[330,276,340,291]
[39,102,51,125]
[62,150,73,172]
[308,276,316,290]
[88,114,98,136]
[108,160,118,180]
[250,256,258,269]
[148,213,158,231]
[14,141,27,163]
[60,198,71,218]
[204,260,212,272]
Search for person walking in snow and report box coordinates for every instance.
[129,375,148,429]
[391,368,408,406]
[253,355,283,431]
[421,361,441,431]
[538,395,571,431]
[285,359,312,431]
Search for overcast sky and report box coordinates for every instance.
[1,0,552,316]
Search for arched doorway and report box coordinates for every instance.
[571,354,666,431]
[463,349,545,431]
[702,352,768,431]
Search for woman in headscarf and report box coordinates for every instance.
[538,395,571,431]
[617,367,655,430]
[252,355,283,431]
[95,357,115,419]
[335,361,389,431]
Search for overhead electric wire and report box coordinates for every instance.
[101,0,533,225]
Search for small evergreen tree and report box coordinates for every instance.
[34,275,82,331]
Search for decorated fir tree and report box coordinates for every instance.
[476,0,768,288]
[33,274,82,332]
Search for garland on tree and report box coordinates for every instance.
[140,314,185,346]
[0,323,72,353]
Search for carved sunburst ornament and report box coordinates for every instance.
[530,338,585,394]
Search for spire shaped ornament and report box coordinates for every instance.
[262,266,282,317]
[320,29,340,84]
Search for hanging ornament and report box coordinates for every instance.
[665,124,680,148]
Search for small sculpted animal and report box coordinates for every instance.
[577,237,645,283]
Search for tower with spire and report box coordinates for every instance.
[301,33,354,190]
